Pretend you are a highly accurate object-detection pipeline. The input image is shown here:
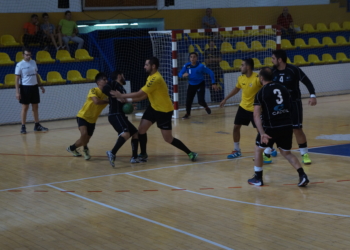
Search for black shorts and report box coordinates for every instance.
[19,85,40,105]
[76,117,96,136]
[255,126,293,151]
[291,100,303,129]
[234,106,256,127]
[108,114,138,136]
[142,105,173,130]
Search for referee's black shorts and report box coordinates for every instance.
[108,114,138,136]
[19,85,40,105]
[234,106,256,128]
[76,117,96,136]
[255,126,293,151]
[291,100,303,129]
[142,105,173,130]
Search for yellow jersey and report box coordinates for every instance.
[236,72,262,112]
[141,71,174,113]
[77,87,108,123]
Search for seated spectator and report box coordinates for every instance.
[202,8,220,29]
[23,14,44,48]
[277,7,296,45]
[58,10,84,52]
[204,40,224,102]
[41,13,64,51]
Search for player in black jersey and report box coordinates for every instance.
[102,71,139,167]
[263,49,316,165]
[248,67,309,187]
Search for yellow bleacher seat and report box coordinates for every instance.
[75,49,94,61]
[235,41,250,52]
[188,33,206,40]
[47,71,66,85]
[322,37,336,47]
[0,52,15,66]
[38,74,47,85]
[336,52,350,62]
[36,51,55,64]
[330,22,344,31]
[219,60,233,71]
[287,57,294,65]
[220,42,235,53]
[303,24,316,33]
[233,59,242,71]
[316,23,329,32]
[220,31,233,38]
[5,74,16,85]
[194,44,204,54]
[265,40,276,50]
[67,70,87,83]
[176,33,182,40]
[264,29,275,35]
[1,35,20,46]
[86,69,99,81]
[295,38,310,49]
[56,50,75,63]
[204,43,217,50]
[308,54,323,65]
[263,57,273,67]
[250,41,266,51]
[281,39,296,50]
[0,83,6,88]
[336,36,350,45]
[308,38,323,48]
[247,29,260,36]
[188,44,195,53]
[293,55,309,66]
[16,51,23,62]
[294,25,302,33]
[322,53,338,64]
[343,21,350,30]
[252,58,263,69]
[232,30,246,37]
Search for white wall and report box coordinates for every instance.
[0,0,81,13]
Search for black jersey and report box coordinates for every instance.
[254,82,292,128]
[102,81,127,115]
[272,64,315,101]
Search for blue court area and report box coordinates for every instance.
[309,143,350,157]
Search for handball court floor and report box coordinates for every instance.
[0,94,350,250]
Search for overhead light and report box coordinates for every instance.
[77,25,88,27]
[130,23,138,26]
[94,23,128,27]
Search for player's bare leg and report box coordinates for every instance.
[227,124,242,159]
[137,119,153,161]
[67,126,90,157]
[293,128,311,164]
[20,104,30,134]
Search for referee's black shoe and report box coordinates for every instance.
[34,123,48,132]
[20,125,27,134]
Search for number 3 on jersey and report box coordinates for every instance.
[273,89,283,104]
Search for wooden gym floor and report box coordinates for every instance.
[0,94,350,250]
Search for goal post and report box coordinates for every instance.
[149,25,281,119]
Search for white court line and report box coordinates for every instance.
[46,184,234,250]
[126,174,350,218]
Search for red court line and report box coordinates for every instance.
[115,190,130,192]
[200,188,214,190]
[337,180,350,182]
[228,187,242,188]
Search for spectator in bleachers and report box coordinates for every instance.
[41,13,64,51]
[23,14,44,48]
[202,8,220,29]
[277,7,296,45]
[204,40,224,102]
[58,10,84,52]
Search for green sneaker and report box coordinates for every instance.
[263,153,272,164]
[66,146,82,157]
[188,152,198,162]
[302,153,311,165]
[83,149,91,160]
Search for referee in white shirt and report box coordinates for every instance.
[15,48,48,134]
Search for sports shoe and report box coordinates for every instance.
[138,153,148,162]
[298,174,310,187]
[271,148,278,157]
[66,146,82,157]
[248,174,264,186]
[106,151,116,167]
[263,153,272,164]
[205,107,211,114]
[130,157,140,163]
[302,153,312,165]
[227,150,241,159]
[182,114,190,119]
[34,124,48,132]
[20,125,27,134]
[188,152,198,162]
[83,149,91,160]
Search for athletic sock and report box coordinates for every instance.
[34,122,39,128]
[70,144,77,151]
[112,136,126,155]
[22,124,26,128]
[171,138,191,154]
[255,170,263,179]
[138,133,147,155]
[234,142,240,152]
[264,147,272,157]
[297,168,305,177]
[299,142,308,155]
[131,139,139,158]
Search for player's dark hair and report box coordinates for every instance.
[111,70,123,81]
[272,49,287,63]
[189,52,198,57]
[95,72,107,83]
[22,47,31,54]
[42,13,49,18]
[31,14,38,18]
[243,58,254,70]
[259,67,273,81]
[65,10,71,15]
[147,57,159,69]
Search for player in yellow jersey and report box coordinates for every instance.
[220,58,276,160]
[110,57,198,162]
[66,73,109,160]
